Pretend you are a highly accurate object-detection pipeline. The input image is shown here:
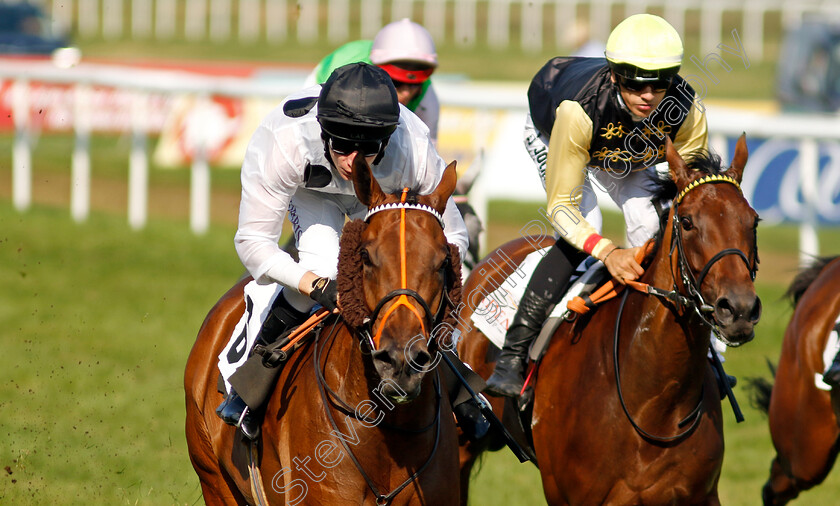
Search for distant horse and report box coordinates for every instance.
[185,156,464,505]
[457,137,761,505]
[748,256,840,505]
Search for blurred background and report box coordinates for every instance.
[2,0,840,504]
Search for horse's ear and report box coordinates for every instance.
[427,161,458,214]
[666,136,690,189]
[351,154,385,207]
[726,133,749,183]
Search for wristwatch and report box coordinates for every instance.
[311,277,329,292]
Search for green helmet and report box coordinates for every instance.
[605,14,683,81]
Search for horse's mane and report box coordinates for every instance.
[336,219,464,330]
[685,149,724,176]
[785,256,840,307]
[642,149,725,267]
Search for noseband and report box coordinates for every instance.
[670,174,758,324]
[358,190,453,352]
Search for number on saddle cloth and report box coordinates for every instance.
[217,281,318,396]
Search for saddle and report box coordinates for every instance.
[216,309,331,396]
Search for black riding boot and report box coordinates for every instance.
[217,292,308,439]
[484,238,585,398]
[216,389,260,439]
[484,288,555,398]
[823,349,840,389]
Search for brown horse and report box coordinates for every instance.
[185,156,465,505]
[457,137,761,505]
[748,256,840,505]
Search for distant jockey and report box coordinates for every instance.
[306,18,440,142]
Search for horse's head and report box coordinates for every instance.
[337,155,461,403]
[665,135,761,346]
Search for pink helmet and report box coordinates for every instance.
[371,19,437,83]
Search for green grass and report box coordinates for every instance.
[0,204,243,504]
[2,197,840,504]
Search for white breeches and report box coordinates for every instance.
[283,188,367,310]
[523,113,667,247]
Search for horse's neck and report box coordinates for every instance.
[619,247,710,399]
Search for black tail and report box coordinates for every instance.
[745,358,777,415]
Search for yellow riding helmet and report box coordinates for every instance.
[605,14,683,81]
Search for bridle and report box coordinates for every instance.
[614,173,758,442]
[669,174,758,335]
[357,189,455,354]
[309,189,453,505]
[313,316,442,506]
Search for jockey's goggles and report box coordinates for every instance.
[392,79,423,91]
[377,63,434,84]
[329,136,383,157]
[618,75,672,93]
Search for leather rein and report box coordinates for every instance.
[613,174,758,442]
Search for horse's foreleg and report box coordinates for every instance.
[197,472,248,506]
[186,405,248,505]
[761,457,801,506]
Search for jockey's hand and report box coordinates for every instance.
[602,246,644,285]
[309,276,339,312]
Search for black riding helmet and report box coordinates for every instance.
[317,62,400,162]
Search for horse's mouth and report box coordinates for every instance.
[715,328,755,348]
[390,395,415,405]
[379,381,422,404]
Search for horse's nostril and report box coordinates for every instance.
[372,349,394,366]
[716,298,734,320]
[750,297,762,323]
[411,351,431,369]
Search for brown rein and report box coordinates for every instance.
[566,175,754,440]
[313,316,442,506]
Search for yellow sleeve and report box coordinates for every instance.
[544,101,614,259]
[673,96,709,159]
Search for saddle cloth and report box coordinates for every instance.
[470,249,728,363]
[217,280,284,394]
[470,249,604,352]
[815,315,840,391]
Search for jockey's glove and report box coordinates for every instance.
[309,277,338,312]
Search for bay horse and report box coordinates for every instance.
[185,156,465,505]
[748,256,840,505]
[457,136,761,505]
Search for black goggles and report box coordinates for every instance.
[618,75,672,93]
[329,136,383,157]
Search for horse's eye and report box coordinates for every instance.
[680,216,694,231]
[438,258,448,272]
[360,249,373,267]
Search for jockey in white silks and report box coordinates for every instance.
[216,63,488,441]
